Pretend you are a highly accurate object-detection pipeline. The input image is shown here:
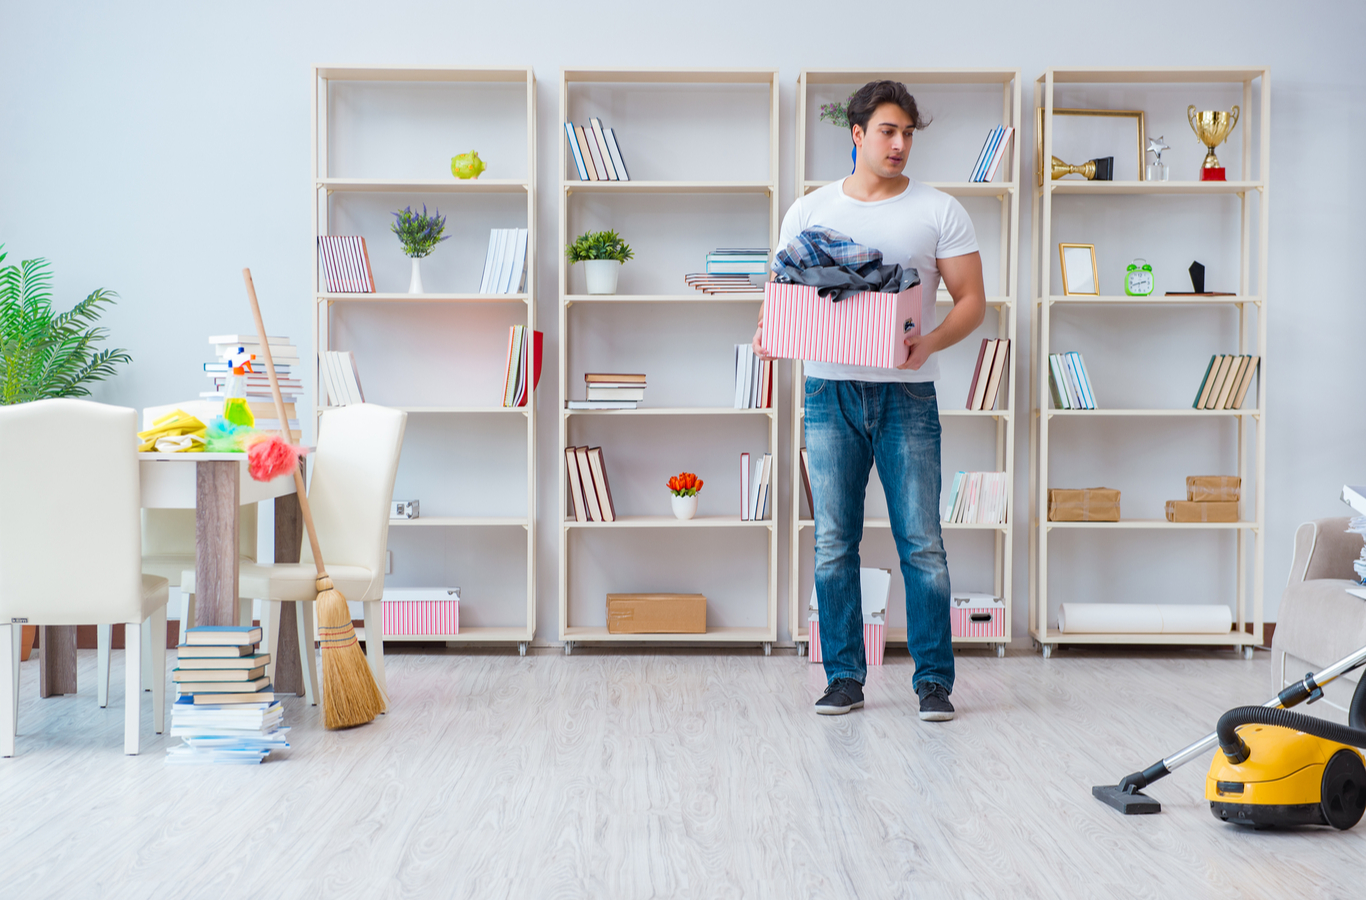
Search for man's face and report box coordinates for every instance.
[852,102,914,178]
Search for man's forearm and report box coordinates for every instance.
[929,291,986,352]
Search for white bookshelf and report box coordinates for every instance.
[791,69,1022,659]
[1028,66,1270,658]
[557,68,781,654]
[312,65,537,654]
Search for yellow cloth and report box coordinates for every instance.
[137,409,207,452]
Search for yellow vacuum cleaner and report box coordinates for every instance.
[1094,644,1366,829]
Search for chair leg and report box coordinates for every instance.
[97,624,113,708]
[362,599,388,702]
[2,624,16,757]
[149,607,167,735]
[142,618,154,692]
[296,602,318,707]
[184,590,196,632]
[263,600,282,686]
[239,596,253,628]
[124,619,141,755]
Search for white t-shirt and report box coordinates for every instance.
[777,177,979,383]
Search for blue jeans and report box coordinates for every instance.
[805,377,954,692]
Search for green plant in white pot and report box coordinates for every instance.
[566,230,633,295]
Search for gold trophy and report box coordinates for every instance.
[1187,105,1240,181]
[1051,155,1114,181]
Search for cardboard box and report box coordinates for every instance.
[1186,475,1240,502]
[382,587,459,635]
[1048,488,1121,522]
[1165,500,1239,523]
[950,592,1006,638]
[606,593,706,634]
[759,281,922,369]
[807,568,891,665]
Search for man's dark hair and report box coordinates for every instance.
[847,81,930,134]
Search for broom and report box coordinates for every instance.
[242,268,385,728]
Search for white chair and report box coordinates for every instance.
[0,399,169,756]
[182,404,406,704]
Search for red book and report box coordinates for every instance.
[965,338,990,409]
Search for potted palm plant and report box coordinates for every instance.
[566,229,633,295]
[0,246,132,404]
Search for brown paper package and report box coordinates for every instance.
[1186,475,1241,503]
[1165,500,1239,523]
[607,593,707,634]
[1048,488,1121,522]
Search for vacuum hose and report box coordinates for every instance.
[1219,673,1366,763]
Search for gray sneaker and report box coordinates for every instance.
[815,678,864,715]
[917,682,955,721]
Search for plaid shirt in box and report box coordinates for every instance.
[772,226,918,302]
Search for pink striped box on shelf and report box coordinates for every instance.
[759,282,922,369]
[805,568,891,665]
[381,588,460,636]
[949,592,1005,638]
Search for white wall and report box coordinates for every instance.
[3,1,1363,644]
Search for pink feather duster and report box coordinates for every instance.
[246,433,307,482]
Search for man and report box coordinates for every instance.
[754,81,985,719]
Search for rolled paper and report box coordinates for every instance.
[1058,603,1233,634]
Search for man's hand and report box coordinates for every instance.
[752,311,775,361]
[899,331,940,370]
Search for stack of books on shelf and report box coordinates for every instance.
[502,326,544,408]
[739,452,773,521]
[1192,354,1259,410]
[564,446,617,522]
[166,625,287,766]
[564,118,630,182]
[202,334,304,434]
[316,235,376,293]
[965,338,1010,410]
[479,228,530,294]
[568,373,645,410]
[685,273,761,295]
[969,126,1014,183]
[733,344,773,409]
[1048,352,1097,410]
[943,472,1009,525]
[706,248,769,276]
[320,349,365,407]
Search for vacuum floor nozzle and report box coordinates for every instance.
[1093,784,1161,815]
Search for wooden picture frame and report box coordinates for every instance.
[1036,108,1146,186]
[1059,243,1099,296]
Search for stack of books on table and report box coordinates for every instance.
[567,373,643,409]
[201,334,303,436]
[564,118,630,182]
[479,228,530,294]
[944,472,1009,525]
[564,446,617,522]
[167,625,287,766]
[739,452,773,521]
[1047,351,1097,410]
[733,344,772,409]
[1192,354,1259,410]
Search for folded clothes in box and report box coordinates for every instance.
[759,281,922,369]
[1047,488,1120,522]
[1186,475,1240,502]
[1166,500,1239,523]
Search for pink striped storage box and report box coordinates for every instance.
[807,617,886,666]
[760,282,922,369]
[949,593,1005,638]
[382,588,460,636]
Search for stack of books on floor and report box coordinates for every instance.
[320,349,364,407]
[564,446,617,522]
[167,625,287,766]
[685,273,761,295]
[564,118,630,182]
[479,228,530,294]
[501,326,543,408]
[316,235,376,293]
[944,472,1009,524]
[202,334,304,436]
[739,452,773,521]
[1192,354,1259,410]
[1048,351,1096,410]
[969,126,1014,183]
[733,344,772,409]
[965,338,1010,410]
[568,373,645,410]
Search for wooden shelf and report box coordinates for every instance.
[1043,67,1267,85]
[564,293,763,305]
[803,180,1014,197]
[317,66,531,83]
[564,406,775,417]
[563,69,777,85]
[366,626,532,643]
[804,69,1019,86]
[566,516,773,529]
[319,292,529,303]
[1043,294,1259,306]
[1043,519,1256,530]
[395,406,529,414]
[798,407,1009,419]
[564,180,773,194]
[1029,628,1258,646]
[317,178,528,194]
[388,517,529,528]
[1046,408,1259,417]
[562,626,773,642]
[1048,180,1262,196]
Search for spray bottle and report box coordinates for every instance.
[223,345,256,428]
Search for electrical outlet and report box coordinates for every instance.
[386,550,393,574]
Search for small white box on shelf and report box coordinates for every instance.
[950,592,1006,638]
[807,568,891,665]
[382,587,459,636]
[390,500,420,520]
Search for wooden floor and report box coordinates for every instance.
[0,645,1360,899]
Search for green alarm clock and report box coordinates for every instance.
[1124,258,1154,296]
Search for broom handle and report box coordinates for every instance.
[242,268,328,578]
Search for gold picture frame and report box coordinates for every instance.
[1036,108,1147,186]
[1059,243,1099,296]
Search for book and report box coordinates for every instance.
[706,258,769,275]
[585,372,646,384]
[604,127,630,181]
[758,358,772,409]
[799,447,813,518]
[503,326,523,407]
[509,228,529,294]
[177,643,253,659]
[581,123,608,180]
[1068,351,1096,409]
[589,118,618,181]
[208,334,292,346]
[192,690,276,705]
[338,350,365,404]
[981,339,1010,411]
[754,453,772,520]
[970,127,1004,182]
[1202,355,1234,409]
[316,236,376,293]
[174,676,271,693]
[586,447,616,522]
[944,472,965,521]
[1342,484,1366,517]
[1214,355,1246,410]
[1048,354,1071,409]
[502,326,543,408]
[1192,355,1218,408]
[983,127,1015,183]
[749,454,764,521]
[565,447,589,522]
[566,400,637,409]
[574,125,600,181]
[185,625,262,646]
[968,339,997,410]
[586,387,645,401]
[479,229,504,293]
[739,452,751,521]
[173,666,267,683]
[574,447,603,521]
[565,122,590,181]
[1229,356,1259,409]
[176,653,271,670]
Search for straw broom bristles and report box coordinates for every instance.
[243,268,385,729]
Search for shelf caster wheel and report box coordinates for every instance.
[1030,639,1038,651]
[564,641,573,656]
[996,644,1006,658]
[1243,645,1255,660]
[518,642,528,657]
[1042,644,1054,659]
[763,642,772,657]
[798,642,808,657]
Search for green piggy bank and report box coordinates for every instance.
[450,151,486,180]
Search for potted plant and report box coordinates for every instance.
[820,94,858,172]
[0,246,132,404]
[667,471,703,520]
[566,229,633,295]
[391,204,449,294]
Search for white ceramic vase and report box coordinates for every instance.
[408,258,424,294]
[671,494,698,520]
[584,259,619,295]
